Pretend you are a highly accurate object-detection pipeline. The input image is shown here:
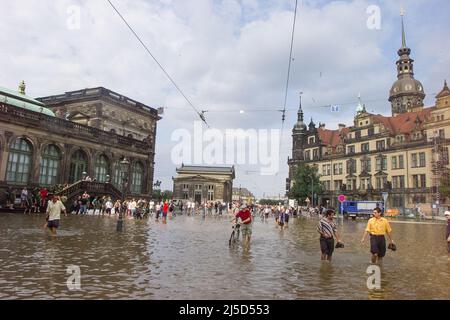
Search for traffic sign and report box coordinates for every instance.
[338,195,346,203]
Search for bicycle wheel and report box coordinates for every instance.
[228,229,235,246]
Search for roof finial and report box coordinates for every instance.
[400,7,407,48]
[445,79,448,89]
[356,93,364,114]
[18,81,26,95]
[298,91,304,122]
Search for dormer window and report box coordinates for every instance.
[308,137,315,144]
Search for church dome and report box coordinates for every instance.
[389,77,425,100]
[294,121,307,131]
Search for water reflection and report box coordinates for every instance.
[0,213,448,300]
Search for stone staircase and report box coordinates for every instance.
[55,181,123,203]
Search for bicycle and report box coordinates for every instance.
[228,223,241,246]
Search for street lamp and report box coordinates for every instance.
[117,157,130,232]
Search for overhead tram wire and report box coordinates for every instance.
[281,0,299,126]
[106,0,210,128]
[277,0,298,177]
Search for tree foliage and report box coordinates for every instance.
[289,164,323,204]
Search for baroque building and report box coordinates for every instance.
[0,84,160,203]
[287,15,450,214]
[172,165,235,204]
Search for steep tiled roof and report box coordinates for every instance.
[316,108,433,147]
[318,127,349,147]
[372,107,432,135]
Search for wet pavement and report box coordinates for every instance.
[0,213,448,300]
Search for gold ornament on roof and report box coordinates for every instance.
[18,81,26,95]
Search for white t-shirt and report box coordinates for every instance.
[47,200,66,221]
[105,201,113,209]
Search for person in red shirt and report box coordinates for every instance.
[39,187,48,213]
[232,204,253,245]
[163,200,169,224]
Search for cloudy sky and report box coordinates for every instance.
[1,0,449,198]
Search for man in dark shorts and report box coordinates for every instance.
[45,195,66,236]
[361,207,394,264]
[317,209,343,262]
[445,211,450,261]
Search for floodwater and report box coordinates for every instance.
[0,213,448,300]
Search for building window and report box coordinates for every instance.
[305,150,311,160]
[361,143,369,153]
[313,149,319,159]
[392,156,398,170]
[182,184,189,191]
[392,176,405,189]
[439,129,445,139]
[94,155,109,183]
[69,150,88,184]
[113,160,126,191]
[376,140,386,151]
[207,185,214,201]
[347,159,356,174]
[39,145,61,186]
[368,128,374,136]
[398,155,404,169]
[347,145,355,155]
[412,153,426,168]
[360,178,371,190]
[323,164,331,176]
[411,153,417,168]
[308,137,315,144]
[195,185,202,190]
[376,177,387,189]
[347,178,356,190]
[131,162,144,194]
[6,138,33,184]
[334,180,343,191]
[376,156,387,171]
[361,158,371,172]
[323,181,331,191]
[412,174,426,188]
[392,195,405,207]
[355,131,361,139]
[183,192,189,199]
[419,152,426,167]
[333,163,343,175]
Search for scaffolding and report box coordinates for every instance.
[431,130,449,216]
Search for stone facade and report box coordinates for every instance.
[287,17,450,215]
[172,165,235,204]
[0,86,160,204]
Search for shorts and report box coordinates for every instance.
[106,208,112,214]
[370,235,386,258]
[47,220,60,229]
[240,223,252,237]
[285,215,289,223]
[320,237,335,256]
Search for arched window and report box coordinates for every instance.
[113,160,125,191]
[69,150,88,183]
[94,155,109,182]
[131,162,144,194]
[39,145,61,186]
[6,138,32,184]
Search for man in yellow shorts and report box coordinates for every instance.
[361,207,395,264]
